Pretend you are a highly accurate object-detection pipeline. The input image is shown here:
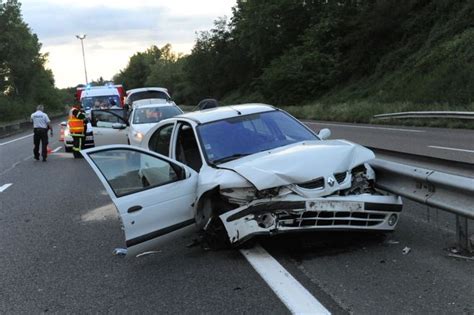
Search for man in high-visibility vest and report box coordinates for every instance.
[68,103,87,158]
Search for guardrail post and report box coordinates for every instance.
[456,216,472,253]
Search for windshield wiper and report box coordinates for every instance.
[212,153,250,164]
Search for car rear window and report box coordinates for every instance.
[132,106,182,124]
[129,91,170,103]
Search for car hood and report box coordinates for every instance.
[220,140,375,190]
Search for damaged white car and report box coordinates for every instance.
[82,104,402,257]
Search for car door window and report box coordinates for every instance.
[92,110,126,128]
[88,149,182,197]
[148,123,174,156]
[175,123,203,172]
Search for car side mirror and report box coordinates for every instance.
[112,123,127,130]
[170,163,186,180]
[318,128,331,140]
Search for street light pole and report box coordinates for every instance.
[76,34,88,84]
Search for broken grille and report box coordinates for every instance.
[297,177,325,189]
[278,211,386,228]
[334,172,347,184]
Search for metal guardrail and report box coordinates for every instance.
[0,112,66,139]
[373,111,474,120]
[369,159,474,252]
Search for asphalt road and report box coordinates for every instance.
[304,120,474,164]
[0,126,472,313]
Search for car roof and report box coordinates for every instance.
[126,87,169,95]
[132,99,173,107]
[177,103,276,124]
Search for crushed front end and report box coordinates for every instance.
[216,163,403,245]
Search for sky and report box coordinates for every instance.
[21,0,236,88]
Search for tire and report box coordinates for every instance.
[203,217,231,250]
[64,146,72,153]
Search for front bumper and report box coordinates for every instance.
[64,133,95,148]
[219,194,402,244]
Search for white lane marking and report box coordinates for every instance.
[0,183,13,192]
[52,146,61,153]
[0,134,33,146]
[428,145,474,153]
[240,244,330,315]
[305,122,425,133]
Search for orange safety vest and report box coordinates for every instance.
[68,109,85,134]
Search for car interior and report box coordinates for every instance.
[175,123,202,172]
[92,110,127,128]
[148,124,174,156]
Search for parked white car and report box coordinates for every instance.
[82,104,402,257]
[128,102,183,146]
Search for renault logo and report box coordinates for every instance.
[327,177,335,187]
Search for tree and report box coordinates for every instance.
[114,45,161,89]
[0,0,61,121]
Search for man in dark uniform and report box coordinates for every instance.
[68,103,87,158]
[30,104,52,161]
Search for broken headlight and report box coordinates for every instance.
[341,163,375,195]
[220,187,257,204]
[256,187,281,199]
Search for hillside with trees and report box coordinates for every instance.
[0,0,67,122]
[116,0,473,125]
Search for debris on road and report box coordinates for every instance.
[113,248,127,257]
[449,247,460,254]
[447,253,474,261]
[136,250,161,258]
[386,240,400,245]
[402,247,411,255]
[186,239,201,248]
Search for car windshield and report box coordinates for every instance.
[132,106,182,124]
[82,96,121,110]
[197,110,318,164]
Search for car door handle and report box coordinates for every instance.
[127,205,143,213]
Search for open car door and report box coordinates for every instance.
[82,145,198,257]
[91,109,129,146]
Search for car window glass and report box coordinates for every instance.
[148,124,174,156]
[242,119,272,136]
[129,91,170,103]
[92,110,125,128]
[198,111,317,164]
[133,106,182,124]
[175,123,202,172]
[266,112,309,140]
[88,149,180,197]
[82,96,121,110]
